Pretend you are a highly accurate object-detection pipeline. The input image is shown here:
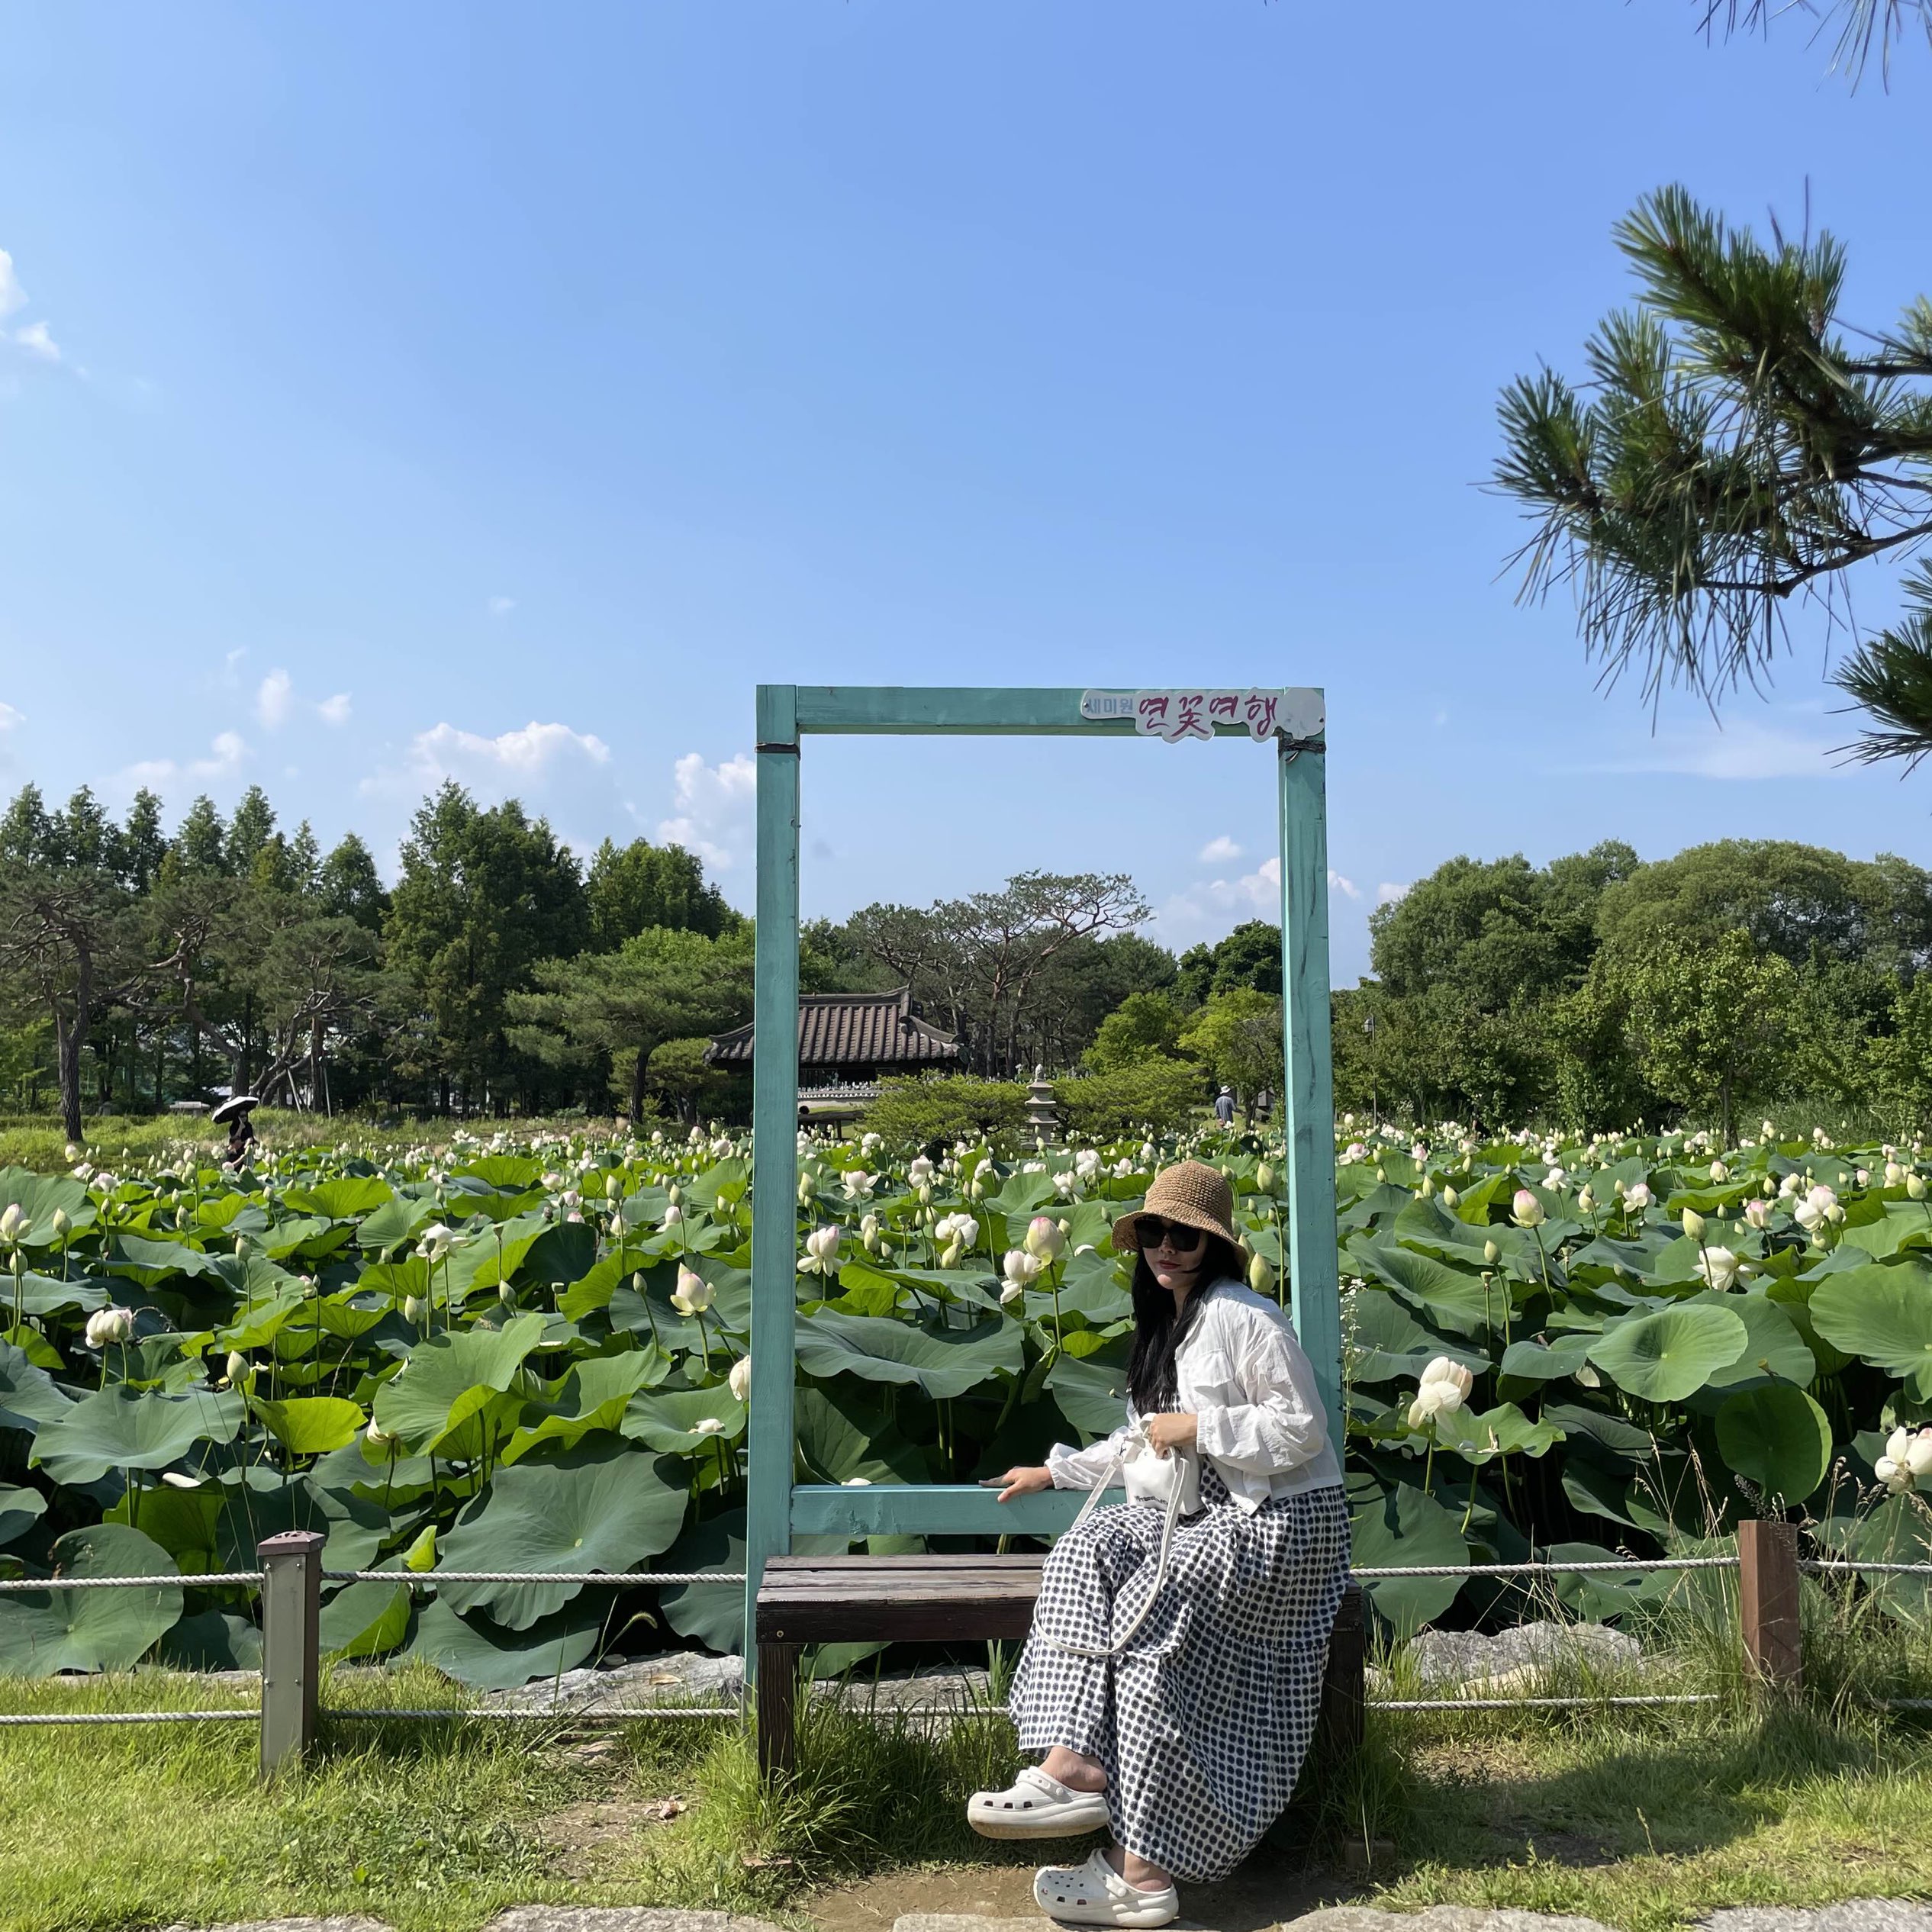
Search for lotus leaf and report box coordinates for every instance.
[0,1167,95,1241]
[621,1385,747,1453]
[355,1194,438,1251]
[214,1470,390,1571]
[1045,1348,1130,1438]
[370,1311,546,1451]
[1715,1384,1832,1503]
[1350,1291,1486,1383]
[253,1395,367,1455]
[320,1578,413,1659]
[1809,1263,1932,1393]
[31,1386,244,1484]
[408,1592,610,1690]
[1497,1335,1596,1383]
[1692,1290,1814,1391]
[504,1348,669,1461]
[794,1309,1024,1400]
[1586,1304,1747,1401]
[282,1176,395,1220]
[12,1270,109,1318]
[0,1524,182,1674]
[106,1480,221,1563]
[0,1480,47,1546]
[1346,1474,1468,1636]
[1363,1245,1500,1338]
[1432,1401,1564,1463]
[435,1442,687,1628]
[794,1382,932,1486]
[159,1609,262,1670]
[1818,1498,1932,1626]
[108,1233,221,1281]
[0,1341,74,1431]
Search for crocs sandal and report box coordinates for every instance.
[1032,1847,1179,1927]
[966,1766,1109,1839]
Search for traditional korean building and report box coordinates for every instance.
[705,987,959,1111]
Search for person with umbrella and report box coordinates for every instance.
[212,1094,262,1163]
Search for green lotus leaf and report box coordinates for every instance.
[0,1167,96,1242]
[355,1194,438,1251]
[407,1592,609,1690]
[0,1525,182,1674]
[0,1340,74,1432]
[259,1216,349,1262]
[158,1609,262,1671]
[620,1385,747,1454]
[1809,1263,1932,1393]
[504,1348,671,1461]
[370,1311,546,1453]
[0,1480,47,1547]
[515,1219,599,1292]
[214,1470,391,1572]
[282,1176,395,1221]
[441,1215,548,1299]
[795,1382,932,1486]
[31,1386,244,1485]
[105,1480,221,1564]
[253,1395,367,1455]
[107,1232,223,1281]
[655,1505,850,1654]
[320,1578,413,1660]
[1045,1349,1129,1438]
[1817,1497,1932,1626]
[1586,1304,1748,1401]
[1346,1473,1468,1637]
[461,1154,545,1193]
[794,1309,1023,1401]
[1691,1290,1814,1391]
[1715,1385,1832,1504]
[1362,1245,1499,1338]
[1497,1335,1596,1383]
[1432,1401,1565,1463]
[212,1281,312,1352]
[435,1441,687,1630]
[11,1270,110,1318]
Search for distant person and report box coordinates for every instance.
[213,1094,261,1164]
[1213,1087,1235,1125]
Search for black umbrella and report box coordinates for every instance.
[211,1094,262,1125]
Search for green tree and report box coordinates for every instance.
[226,786,278,877]
[1087,990,1185,1071]
[52,787,119,874]
[173,797,230,875]
[317,832,389,931]
[385,784,589,1111]
[586,837,734,947]
[1177,989,1281,1121]
[120,789,167,893]
[1174,920,1282,1006]
[1496,186,1932,758]
[0,785,54,868]
[507,926,752,1122]
[1606,927,1798,1144]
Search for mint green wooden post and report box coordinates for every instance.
[743,684,1337,1670]
[745,685,800,1655]
[1278,739,1343,1449]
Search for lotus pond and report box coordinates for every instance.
[1,1114,1929,1686]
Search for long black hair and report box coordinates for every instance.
[1125,1233,1243,1414]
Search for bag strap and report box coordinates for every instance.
[1041,1434,1196,1662]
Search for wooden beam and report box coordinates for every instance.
[1738,1518,1802,1689]
[790,1480,1087,1539]
[793,684,1324,738]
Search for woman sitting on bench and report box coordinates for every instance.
[968,1159,1347,1928]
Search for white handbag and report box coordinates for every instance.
[1042,1419,1201,1660]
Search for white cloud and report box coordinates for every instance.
[1377,881,1408,906]
[406,719,613,782]
[317,693,353,727]
[1199,835,1243,865]
[256,669,294,729]
[1328,869,1360,900]
[13,320,58,362]
[0,250,23,319]
[488,595,516,617]
[122,730,249,789]
[0,700,22,732]
[1587,716,1847,781]
[658,751,756,870]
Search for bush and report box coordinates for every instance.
[861,1074,1027,1148]
[1056,1060,1203,1139]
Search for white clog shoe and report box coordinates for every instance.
[1032,1847,1179,1927]
[966,1766,1109,1839]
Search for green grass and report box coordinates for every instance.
[8,1646,1932,1932]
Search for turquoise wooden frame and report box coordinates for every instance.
[744,685,1338,1654]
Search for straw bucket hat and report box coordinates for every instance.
[1113,1159,1240,1252]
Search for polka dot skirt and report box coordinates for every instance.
[1007,1463,1350,1884]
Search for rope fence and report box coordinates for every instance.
[5,1527,1930,1767]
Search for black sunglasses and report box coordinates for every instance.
[1138,1216,1206,1254]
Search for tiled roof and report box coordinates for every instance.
[707,988,960,1069]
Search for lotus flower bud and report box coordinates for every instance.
[1682,1209,1705,1241]
[1482,1239,1499,1266]
[0,1203,27,1250]
[606,1175,623,1202]
[1418,1174,1435,1199]
[1254,1161,1276,1194]
[940,1238,964,1269]
[662,1204,683,1228]
[1248,1252,1276,1296]
[50,1207,70,1238]
[729,1355,752,1402]
[1001,1248,1042,1302]
[693,1415,725,1435]
[365,1418,395,1450]
[1576,1186,1596,1216]
[1744,1198,1772,1229]
[224,1350,248,1386]
[672,1264,716,1312]
[1374,1165,1386,1183]
[1709,1161,1728,1183]
[403,1296,429,1325]
[85,1306,133,1348]
[1511,1190,1545,1229]
[1026,1215,1067,1262]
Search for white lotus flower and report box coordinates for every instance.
[796,1228,841,1278]
[85,1306,134,1348]
[1025,1216,1067,1262]
[1709,1161,1729,1183]
[842,1475,871,1486]
[1795,1186,1837,1234]
[934,1212,977,1247]
[729,1356,752,1402]
[1139,1141,1157,1164]
[1876,1455,1913,1496]
[1342,1141,1369,1164]
[403,1296,430,1325]
[1624,1182,1652,1210]
[693,1416,725,1435]
[674,1266,716,1312]
[0,1203,28,1250]
[1692,1246,1748,1292]
[1576,1185,1596,1215]
[1744,1198,1773,1229]
[908,1156,935,1186]
[1407,1356,1473,1428]
[160,1471,203,1490]
[1511,1190,1545,1230]
[1002,1248,1042,1300]
[662,1204,684,1228]
[417,1222,456,1264]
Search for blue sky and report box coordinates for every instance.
[2,2,1930,983]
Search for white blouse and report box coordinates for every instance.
[1045,1281,1343,1514]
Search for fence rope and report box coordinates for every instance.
[0,1709,259,1725]
[0,1573,262,1592]
[1370,1693,1721,1711]
[321,1570,747,1586]
[330,1706,740,1721]
[1803,1560,1932,1576]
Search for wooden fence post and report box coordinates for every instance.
[259,1530,324,1778]
[1737,1518,1802,1691]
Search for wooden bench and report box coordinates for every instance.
[754,1553,1364,1781]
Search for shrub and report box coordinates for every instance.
[861,1074,1027,1148]
[1057,1060,1203,1139]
